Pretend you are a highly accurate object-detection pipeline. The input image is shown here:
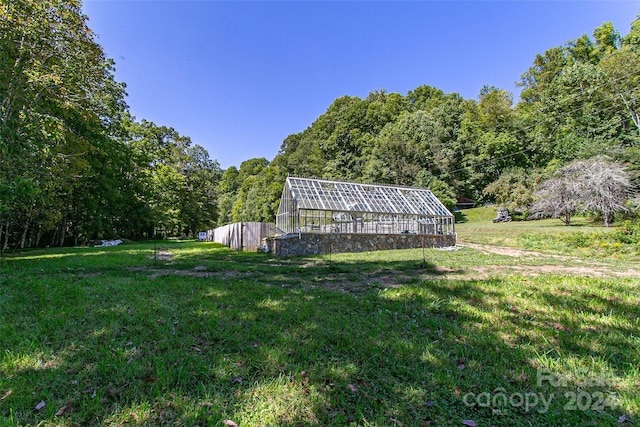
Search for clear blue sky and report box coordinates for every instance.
[82,0,638,169]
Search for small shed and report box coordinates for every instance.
[455,197,476,210]
[269,177,455,256]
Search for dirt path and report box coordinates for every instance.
[459,242,570,259]
[459,242,640,279]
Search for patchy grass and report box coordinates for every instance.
[1,239,639,426]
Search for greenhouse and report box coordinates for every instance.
[276,177,455,236]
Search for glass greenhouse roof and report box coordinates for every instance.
[284,177,452,217]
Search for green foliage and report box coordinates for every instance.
[612,219,640,244]
[483,168,547,215]
[0,0,132,247]
[414,170,457,211]
[219,158,285,225]
[126,119,222,237]
[0,1,222,247]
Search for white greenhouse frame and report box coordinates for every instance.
[276,177,455,236]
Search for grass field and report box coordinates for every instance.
[1,209,639,426]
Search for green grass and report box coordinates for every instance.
[456,207,640,261]
[1,233,639,426]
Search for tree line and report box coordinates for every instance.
[220,13,640,226]
[1,0,221,249]
[2,1,639,249]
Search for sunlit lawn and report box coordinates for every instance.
[456,207,639,261]
[0,229,639,426]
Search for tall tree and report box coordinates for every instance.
[0,0,129,247]
[126,119,221,236]
[216,166,241,226]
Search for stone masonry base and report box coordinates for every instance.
[264,233,456,257]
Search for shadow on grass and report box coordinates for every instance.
[0,242,637,426]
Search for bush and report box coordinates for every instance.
[612,220,640,244]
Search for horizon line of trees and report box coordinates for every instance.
[2,1,640,250]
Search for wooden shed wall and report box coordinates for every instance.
[206,222,276,251]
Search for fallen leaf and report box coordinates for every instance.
[348,384,358,392]
[35,401,45,411]
[222,420,238,427]
[1,389,12,400]
[55,400,73,416]
[618,415,627,424]
[454,388,461,396]
[519,373,528,382]
[322,379,334,388]
[461,420,476,427]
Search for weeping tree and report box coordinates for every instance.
[579,157,634,226]
[530,157,634,226]
[530,162,583,226]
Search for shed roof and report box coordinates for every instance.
[285,177,452,217]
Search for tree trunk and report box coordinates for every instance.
[19,219,29,249]
[3,221,10,250]
[35,225,42,247]
[58,214,67,247]
[603,212,610,228]
[620,93,640,136]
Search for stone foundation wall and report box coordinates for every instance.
[264,233,456,257]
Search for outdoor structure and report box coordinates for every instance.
[207,222,276,252]
[267,177,456,256]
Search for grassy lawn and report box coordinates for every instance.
[1,216,639,426]
[456,207,639,262]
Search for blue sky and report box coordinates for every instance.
[82,1,639,169]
